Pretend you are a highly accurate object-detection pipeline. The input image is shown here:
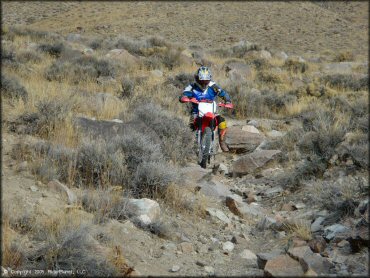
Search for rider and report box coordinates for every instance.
[179,66,232,152]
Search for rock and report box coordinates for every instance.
[150,70,163,78]
[48,180,77,205]
[105,49,139,65]
[242,125,260,134]
[262,186,284,198]
[231,235,249,245]
[17,161,28,171]
[276,51,288,61]
[82,48,94,55]
[179,242,193,253]
[125,198,160,224]
[304,269,318,276]
[74,117,161,143]
[240,249,258,266]
[224,62,255,82]
[66,33,81,42]
[30,185,38,192]
[267,130,284,137]
[206,208,231,224]
[225,195,264,218]
[257,250,283,269]
[281,202,297,212]
[347,220,369,252]
[257,216,277,231]
[222,241,234,253]
[170,265,180,272]
[232,150,281,176]
[204,266,214,274]
[181,165,210,183]
[308,237,327,253]
[199,179,232,200]
[287,246,334,274]
[246,192,257,204]
[225,126,265,153]
[323,224,350,241]
[292,238,307,248]
[259,50,272,59]
[264,254,304,276]
[218,163,229,175]
[311,216,325,232]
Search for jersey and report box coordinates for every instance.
[181,81,231,114]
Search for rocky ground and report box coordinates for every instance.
[1,1,369,277]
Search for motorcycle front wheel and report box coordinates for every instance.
[199,127,212,169]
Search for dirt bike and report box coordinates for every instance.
[181,97,233,168]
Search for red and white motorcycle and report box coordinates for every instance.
[181,97,233,168]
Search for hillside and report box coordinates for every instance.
[2,1,368,57]
[1,1,369,277]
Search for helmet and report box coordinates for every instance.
[195,66,212,89]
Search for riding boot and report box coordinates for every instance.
[219,128,229,152]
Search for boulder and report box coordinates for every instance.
[206,208,231,224]
[199,179,232,201]
[311,216,325,232]
[74,117,161,144]
[232,150,281,176]
[323,224,350,241]
[264,254,304,276]
[308,237,327,253]
[105,49,139,65]
[179,242,193,253]
[256,250,282,269]
[240,249,258,267]
[225,195,264,218]
[241,125,260,134]
[225,126,265,153]
[222,241,235,253]
[224,62,255,82]
[259,50,272,59]
[125,198,160,225]
[48,179,77,205]
[287,246,334,274]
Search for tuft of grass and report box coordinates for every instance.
[283,220,312,241]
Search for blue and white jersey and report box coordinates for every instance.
[181,81,231,114]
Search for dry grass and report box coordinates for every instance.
[283,220,313,242]
[157,183,207,218]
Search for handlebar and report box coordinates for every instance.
[181,97,233,108]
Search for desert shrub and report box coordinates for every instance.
[132,161,179,197]
[74,139,125,188]
[113,35,147,55]
[132,102,193,164]
[81,190,127,222]
[229,86,297,118]
[16,50,42,63]
[284,58,308,73]
[6,26,59,41]
[250,58,270,70]
[309,176,367,218]
[279,156,327,190]
[144,55,165,70]
[258,70,283,84]
[321,74,368,91]
[212,40,260,58]
[1,74,28,101]
[166,73,194,89]
[119,76,147,98]
[334,51,355,62]
[45,56,115,83]
[37,42,65,58]
[299,109,348,161]
[29,217,117,275]
[88,38,104,50]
